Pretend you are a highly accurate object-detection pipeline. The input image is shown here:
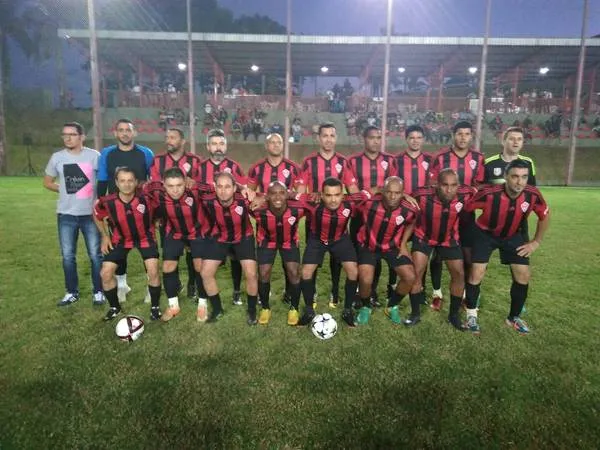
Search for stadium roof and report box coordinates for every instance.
[58,29,600,83]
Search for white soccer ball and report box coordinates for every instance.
[311,313,338,340]
[115,315,145,342]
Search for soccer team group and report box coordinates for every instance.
[46,118,550,335]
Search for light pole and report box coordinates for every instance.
[285,0,292,158]
[186,0,196,153]
[87,0,103,152]
[381,0,393,152]
[475,0,492,151]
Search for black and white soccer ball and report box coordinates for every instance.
[115,315,145,342]
[311,313,338,340]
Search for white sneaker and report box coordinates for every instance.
[143,287,151,304]
[197,298,208,322]
[57,292,79,307]
[92,291,106,305]
[117,284,131,303]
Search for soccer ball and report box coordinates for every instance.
[311,313,338,340]
[115,315,145,342]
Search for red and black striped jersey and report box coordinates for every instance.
[250,200,306,249]
[347,152,398,192]
[201,193,254,244]
[198,157,246,186]
[149,152,203,181]
[357,197,419,252]
[395,151,434,194]
[247,157,303,192]
[300,151,357,193]
[94,193,157,248]
[412,186,476,247]
[466,184,549,239]
[430,147,485,186]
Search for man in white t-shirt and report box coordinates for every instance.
[44,122,104,307]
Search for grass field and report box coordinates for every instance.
[1,178,600,449]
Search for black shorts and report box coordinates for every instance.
[357,245,412,269]
[471,226,529,266]
[349,216,363,248]
[103,243,159,263]
[257,246,301,266]
[411,236,463,261]
[459,213,476,248]
[162,236,204,261]
[202,236,256,262]
[302,235,357,265]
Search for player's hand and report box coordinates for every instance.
[400,245,411,258]
[101,236,113,255]
[403,193,419,209]
[245,188,257,202]
[516,240,540,258]
[185,178,196,189]
[370,186,380,195]
[250,195,266,211]
[309,192,321,203]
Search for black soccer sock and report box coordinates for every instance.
[430,256,442,291]
[116,259,127,276]
[449,295,463,318]
[330,258,341,300]
[258,281,271,309]
[289,282,301,309]
[208,293,223,314]
[344,279,358,310]
[282,260,291,296]
[360,297,371,308]
[465,283,480,310]
[148,285,161,308]
[372,259,382,297]
[509,281,529,319]
[186,252,195,286]
[195,273,207,298]
[301,279,316,312]
[163,270,179,298]
[104,287,119,308]
[388,265,397,290]
[409,292,423,317]
[231,260,242,292]
[388,290,404,308]
[463,262,472,287]
[247,294,258,315]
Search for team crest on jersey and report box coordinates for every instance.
[469,160,477,170]
[381,160,389,170]
[421,161,429,170]
[184,197,193,207]
[342,208,351,217]
[183,162,191,173]
[395,215,405,225]
[136,204,146,214]
[223,167,232,174]
[282,169,290,178]
[288,216,296,225]
[521,201,530,213]
[493,167,502,176]
[335,163,343,174]
[234,206,244,215]
[455,202,463,212]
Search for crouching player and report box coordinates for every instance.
[94,167,162,321]
[463,160,550,335]
[355,176,419,325]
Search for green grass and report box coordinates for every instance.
[1,179,599,448]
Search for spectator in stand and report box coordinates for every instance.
[291,119,302,143]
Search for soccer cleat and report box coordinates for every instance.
[352,298,362,310]
[232,291,243,306]
[104,306,121,321]
[328,293,339,309]
[57,292,79,307]
[92,292,106,306]
[341,308,356,327]
[207,310,224,323]
[506,317,530,335]
[297,310,316,326]
[186,282,196,299]
[465,315,481,335]
[447,315,465,331]
[430,296,443,311]
[403,314,421,327]
[247,310,258,326]
[196,299,208,323]
[258,309,272,325]
[384,305,402,324]
[355,306,371,325]
[160,306,181,322]
[369,294,381,308]
[117,284,131,304]
[287,308,299,326]
[143,287,151,304]
[150,306,162,321]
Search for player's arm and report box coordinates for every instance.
[96,148,110,197]
[43,175,59,193]
[399,222,415,257]
[93,201,113,255]
[517,200,550,258]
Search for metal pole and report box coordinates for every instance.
[475,0,492,150]
[87,0,103,152]
[381,0,393,152]
[567,0,589,185]
[284,0,292,159]
[186,0,196,153]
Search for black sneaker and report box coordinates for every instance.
[247,310,258,326]
[352,299,362,310]
[403,314,421,327]
[448,315,465,331]
[341,308,356,327]
[232,291,243,306]
[207,310,224,323]
[186,282,196,299]
[297,310,316,326]
[150,307,162,321]
[104,307,121,321]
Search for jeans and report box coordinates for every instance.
[57,214,102,294]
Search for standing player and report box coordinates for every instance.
[199,172,259,325]
[347,126,398,307]
[484,127,536,186]
[44,122,104,306]
[409,169,476,329]
[97,118,154,303]
[463,160,550,335]
[198,129,248,307]
[429,121,485,310]
[251,181,305,325]
[355,177,418,325]
[94,167,162,321]
[300,123,358,306]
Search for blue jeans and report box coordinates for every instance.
[57,214,103,294]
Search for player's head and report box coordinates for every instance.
[436,168,459,202]
[114,119,136,146]
[265,133,284,157]
[382,176,404,209]
[214,171,236,203]
[163,167,186,200]
[114,166,138,194]
[321,177,344,210]
[362,126,382,154]
[504,159,529,196]
[62,122,85,150]
[166,127,186,154]
[405,125,424,152]
[266,180,287,210]
[318,122,337,152]
[206,128,227,162]
[502,126,524,156]
[452,121,473,151]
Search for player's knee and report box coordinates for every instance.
[345,264,358,280]
[403,267,417,286]
[100,266,114,283]
[259,267,272,282]
[162,260,178,273]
